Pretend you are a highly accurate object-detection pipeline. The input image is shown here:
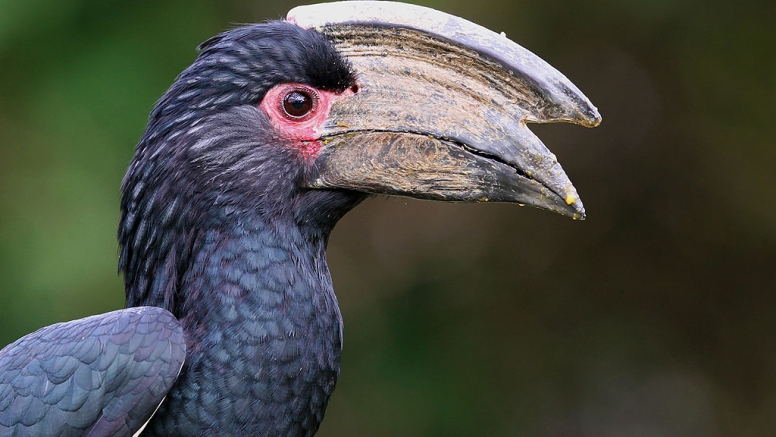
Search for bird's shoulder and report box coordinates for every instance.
[0,306,186,437]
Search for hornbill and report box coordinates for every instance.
[0,2,600,436]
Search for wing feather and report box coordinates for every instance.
[0,307,185,437]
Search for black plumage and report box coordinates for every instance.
[3,22,362,437]
[119,26,363,435]
[0,308,184,436]
[0,2,600,436]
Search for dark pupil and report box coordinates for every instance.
[283,91,312,117]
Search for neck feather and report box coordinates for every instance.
[142,215,344,435]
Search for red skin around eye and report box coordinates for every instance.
[259,83,355,160]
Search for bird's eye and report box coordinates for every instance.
[282,90,315,118]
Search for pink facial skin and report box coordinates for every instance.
[259,83,357,161]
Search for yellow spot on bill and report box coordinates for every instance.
[565,193,576,205]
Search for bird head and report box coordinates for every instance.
[119,1,600,307]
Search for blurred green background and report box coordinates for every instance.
[1,0,774,435]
